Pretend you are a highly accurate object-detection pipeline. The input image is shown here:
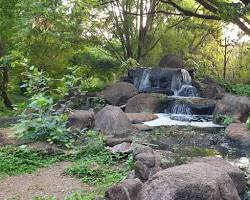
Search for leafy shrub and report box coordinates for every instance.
[213,114,234,126]
[223,115,234,126]
[219,79,250,97]
[15,94,73,147]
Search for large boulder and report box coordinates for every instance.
[95,105,133,137]
[226,123,250,147]
[126,112,158,123]
[137,162,241,200]
[159,54,185,69]
[125,94,164,113]
[104,82,138,106]
[67,109,95,130]
[213,94,250,123]
[191,157,246,194]
[194,76,225,99]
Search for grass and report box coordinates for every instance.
[1,131,131,200]
[0,146,64,177]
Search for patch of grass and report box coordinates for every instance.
[0,146,64,177]
[64,130,131,198]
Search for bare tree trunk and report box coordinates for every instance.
[223,37,227,79]
[0,41,13,109]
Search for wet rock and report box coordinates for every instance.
[126,112,158,124]
[105,178,143,200]
[125,94,164,113]
[213,94,250,123]
[226,123,250,147]
[191,156,246,194]
[67,109,95,130]
[106,142,132,154]
[137,162,241,200]
[104,82,138,106]
[159,54,185,69]
[164,96,216,115]
[95,105,133,137]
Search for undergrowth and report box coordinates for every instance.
[0,146,64,177]
[219,79,250,97]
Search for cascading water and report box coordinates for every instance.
[126,67,219,127]
[138,69,151,91]
[171,102,192,115]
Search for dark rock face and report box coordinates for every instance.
[125,94,164,113]
[103,82,138,106]
[159,54,185,69]
[67,109,95,130]
[105,179,143,200]
[137,162,241,200]
[164,96,216,115]
[226,123,250,147]
[213,94,250,123]
[95,105,133,137]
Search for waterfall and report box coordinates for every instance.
[138,69,151,90]
[181,69,192,85]
[171,102,192,115]
[171,69,192,96]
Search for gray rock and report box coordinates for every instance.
[105,137,132,147]
[132,144,154,156]
[137,162,241,200]
[159,54,185,69]
[226,123,250,147]
[134,161,150,181]
[67,109,95,130]
[125,93,163,113]
[105,178,143,200]
[95,105,133,137]
[135,153,156,168]
[191,156,246,194]
[104,82,138,106]
[126,112,158,124]
[213,94,250,123]
[106,142,132,154]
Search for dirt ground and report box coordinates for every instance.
[0,162,85,200]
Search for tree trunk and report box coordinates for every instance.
[0,41,13,109]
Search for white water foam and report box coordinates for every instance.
[143,113,224,128]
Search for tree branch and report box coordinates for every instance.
[160,0,221,20]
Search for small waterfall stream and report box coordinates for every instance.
[135,68,198,115]
[127,67,219,127]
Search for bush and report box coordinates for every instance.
[15,94,73,147]
[219,79,250,97]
